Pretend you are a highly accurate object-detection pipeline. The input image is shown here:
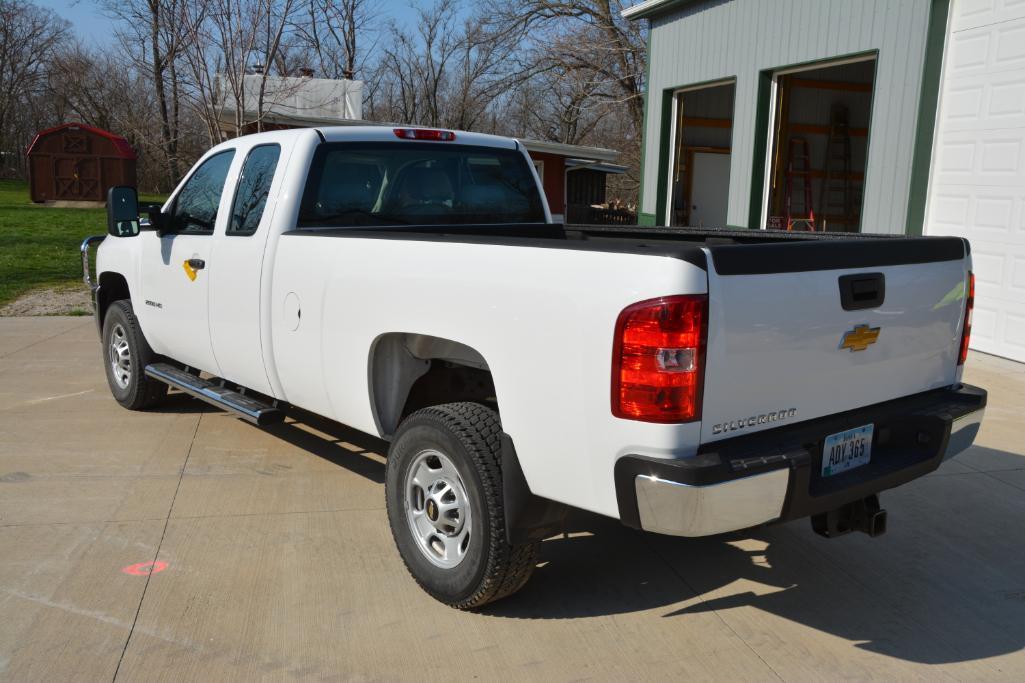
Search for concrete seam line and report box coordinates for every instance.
[111,407,204,683]
[168,505,388,522]
[979,470,1025,495]
[0,517,169,529]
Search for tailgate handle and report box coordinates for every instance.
[839,273,885,311]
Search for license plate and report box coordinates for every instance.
[822,424,874,477]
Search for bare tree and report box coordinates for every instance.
[368,0,523,130]
[486,0,646,134]
[0,0,68,176]
[291,0,375,79]
[178,0,300,140]
[15,0,646,199]
[101,0,192,186]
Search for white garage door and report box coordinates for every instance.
[926,0,1025,362]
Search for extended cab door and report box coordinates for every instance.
[207,143,283,396]
[139,149,236,373]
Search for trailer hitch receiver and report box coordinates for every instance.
[811,494,887,538]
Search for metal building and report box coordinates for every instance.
[626,0,1025,363]
[26,123,137,204]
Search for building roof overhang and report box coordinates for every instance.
[621,0,697,21]
[519,139,620,163]
[565,158,628,174]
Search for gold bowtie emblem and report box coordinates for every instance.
[840,324,880,352]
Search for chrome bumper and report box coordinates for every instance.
[944,407,985,461]
[635,468,789,537]
[633,404,985,538]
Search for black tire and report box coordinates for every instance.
[386,402,538,609]
[101,300,167,410]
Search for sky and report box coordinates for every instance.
[33,0,431,49]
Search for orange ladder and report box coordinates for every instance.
[785,137,816,231]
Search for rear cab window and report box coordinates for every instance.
[229,144,281,236]
[297,142,546,227]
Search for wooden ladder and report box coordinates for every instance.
[820,104,855,231]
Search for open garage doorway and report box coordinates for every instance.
[666,81,735,227]
[764,56,875,232]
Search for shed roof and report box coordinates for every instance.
[26,122,137,159]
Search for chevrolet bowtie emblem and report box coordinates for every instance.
[840,324,880,352]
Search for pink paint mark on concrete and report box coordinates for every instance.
[121,561,168,576]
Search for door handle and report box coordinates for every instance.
[187,258,206,270]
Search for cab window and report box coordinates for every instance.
[228,144,281,236]
[297,142,545,227]
[170,150,236,234]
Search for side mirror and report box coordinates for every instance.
[107,186,140,237]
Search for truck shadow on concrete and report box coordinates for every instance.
[263,409,389,484]
[162,398,1024,666]
[484,451,1025,666]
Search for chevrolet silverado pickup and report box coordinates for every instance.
[82,126,986,608]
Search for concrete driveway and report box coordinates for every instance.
[1,316,1023,681]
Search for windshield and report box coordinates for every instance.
[297,142,546,227]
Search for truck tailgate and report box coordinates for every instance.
[700,237,970,444]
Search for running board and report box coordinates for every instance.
[144,363,285,426]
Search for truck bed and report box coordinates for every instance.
[285,223,968,273]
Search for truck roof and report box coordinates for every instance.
[206,126,520,152]
[319,126,519,149]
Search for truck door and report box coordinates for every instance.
[207,143,283,396]
[139,149,236,374]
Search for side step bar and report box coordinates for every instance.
[144,363,285,426]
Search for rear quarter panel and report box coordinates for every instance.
[270,235,708,517]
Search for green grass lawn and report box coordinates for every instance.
[0,180,166,308]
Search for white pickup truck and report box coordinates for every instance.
[83,126,986,609]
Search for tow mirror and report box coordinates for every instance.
[107,186,140,237]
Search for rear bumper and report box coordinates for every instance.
[615,384,986,537]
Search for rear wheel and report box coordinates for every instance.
[101,300,167,410]
[386,402,538,609]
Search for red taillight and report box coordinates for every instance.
[393,128,456,141]
[612,295,708,423]
[958,272,974,365]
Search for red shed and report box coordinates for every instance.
[26,123,137,203]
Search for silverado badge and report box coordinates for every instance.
[840,324,880,352]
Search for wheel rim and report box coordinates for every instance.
[108,323,132,389]
[404,449,472,569]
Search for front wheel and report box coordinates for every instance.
[101,300,167,410]
[385,402,538,609]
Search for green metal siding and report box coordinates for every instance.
[640,0,933,233]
